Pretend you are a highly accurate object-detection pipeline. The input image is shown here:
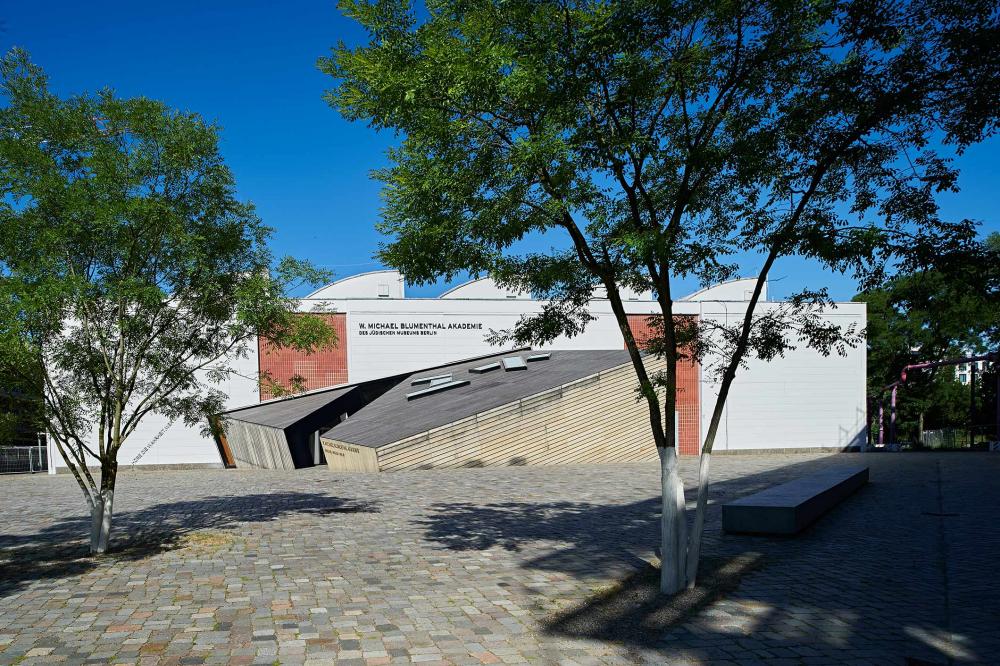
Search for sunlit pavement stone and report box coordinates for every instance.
[1,452,997,664]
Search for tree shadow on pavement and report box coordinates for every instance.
[417,454,837,579]
[0,491,379,598]
[416,454,991,665]
[545,552,764,647]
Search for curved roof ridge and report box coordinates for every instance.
[681,277,763,302]
[304,269,402,299]
[438,276,489,298]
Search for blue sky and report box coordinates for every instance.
[4,0,998,300]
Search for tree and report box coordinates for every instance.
[859,232,1000,388]
[856,231,1000,443]
[324,0,1000,592]
[0,336,42,446]
[0,49,336,554]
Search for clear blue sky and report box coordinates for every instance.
[4,1,998,300]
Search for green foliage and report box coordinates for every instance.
[0,49,335,493]
[324,0,1000,454]
[0,335,43,446]
[855,231,999,438]
[856,232,1000,391]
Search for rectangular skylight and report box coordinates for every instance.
[502,356,528,371]
[470,362,502,374]
[406,379,470,400]
[526,353,551,362]
[411,373,452,386]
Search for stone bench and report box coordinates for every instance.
[722,466,869,535]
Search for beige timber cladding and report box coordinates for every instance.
[373,358,665,471]
[320,438,380,472]
[223,419,295,470]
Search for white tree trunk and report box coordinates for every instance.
[659,446,687,594]
[672,449,688,591]
[89,490,114,555]
[89,496,103,554]
[685,451,711,588]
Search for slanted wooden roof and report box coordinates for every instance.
[223,385,358,430]
[219,348,535,431]
[322,349,634,448]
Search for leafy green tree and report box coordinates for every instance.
[0,337,43,446]
[0,49,336,554]
[325,0,1000,592]
[856,231,1000,442]
[859,232,999,388]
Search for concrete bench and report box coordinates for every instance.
[722,466,869,535]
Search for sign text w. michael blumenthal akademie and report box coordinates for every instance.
[357,320,485,337]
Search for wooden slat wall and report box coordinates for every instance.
[320,439,380,472]
[224,419,296,470]
[361,359,667,472]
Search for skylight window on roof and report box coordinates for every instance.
[526,353,551,362]
[405,379,470,400]
[502,356,528,371]
[411,373,452,386]
[470,362,502,374]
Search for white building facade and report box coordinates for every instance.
[50,271,868,471]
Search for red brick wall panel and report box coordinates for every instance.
[626,314,701,456]
[258,314,348,400]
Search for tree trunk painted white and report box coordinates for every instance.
[685,450,711,588]
[97,489,113,553]
[89,490,114,555]
[659,446,687,594]
[89,495,104,554]
[673,451,689,591]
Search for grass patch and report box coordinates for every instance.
[176,530,243,551]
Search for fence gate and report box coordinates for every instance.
[0,435,48,474]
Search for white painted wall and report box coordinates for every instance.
[50,346,260,471]
[697,302,867,451]
[301,297,658,382]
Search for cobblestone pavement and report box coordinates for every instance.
[1,452,997,665]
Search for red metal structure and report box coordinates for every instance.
[874,352,999,449]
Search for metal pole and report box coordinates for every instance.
[878,399,884,447]
[864,397,873,452]
[970,361,977,448]
[890,384,898,447]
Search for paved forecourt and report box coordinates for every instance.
[0,452,997,665]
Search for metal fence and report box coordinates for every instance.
[921,425,998,450]
[0,443,48,474]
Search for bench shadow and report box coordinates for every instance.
[0,491,379,598]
